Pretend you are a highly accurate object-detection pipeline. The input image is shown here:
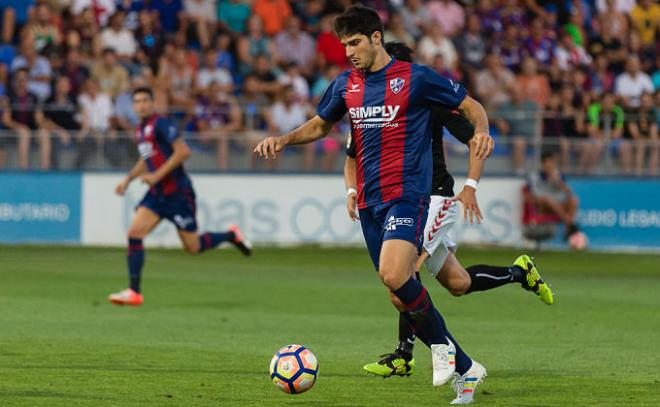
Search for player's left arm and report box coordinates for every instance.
[457,96,494,160]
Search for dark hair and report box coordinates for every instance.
[333,5,384,40]
[384,42,414,63]
[541,150,557,162]
[102,47,116,56]
[132,87,154,99]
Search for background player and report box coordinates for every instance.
[255,6,493,405]
[344,43,554,384]
[108,87,252,306]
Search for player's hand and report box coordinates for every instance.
[115,178,130,196]
[347,192,359,221]
[140,173,159,187]
[452,186,483,225]
[472,132,494,159]
[253,136,286,159]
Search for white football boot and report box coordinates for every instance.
[450,360,487,405]
[431,338,456,386]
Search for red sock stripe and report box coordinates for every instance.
[407,287,428,311]
[129,245,143,251]
[203,233,212,248]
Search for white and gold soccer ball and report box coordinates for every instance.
[269,344,318,394]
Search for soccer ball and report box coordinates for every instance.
[568,231,588,250]
[269,344,318,394]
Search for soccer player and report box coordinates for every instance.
[108,87,252,306]
[344,42,554,383]
[255,6,493,404]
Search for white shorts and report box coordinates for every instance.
[422,196,458,278]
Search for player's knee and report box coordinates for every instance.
[378,268,403,291]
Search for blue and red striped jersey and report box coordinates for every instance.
[317,58,467,209]
[135,114,192,195]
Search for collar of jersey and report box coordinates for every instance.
[361,57,396,78]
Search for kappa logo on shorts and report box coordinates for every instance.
[385,216,414,231]
[174,215,194,229]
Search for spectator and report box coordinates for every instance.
[181,0,216,49]
[399,0,430,39]
[134,10,166,72]
[316,14,347,69]
[148,0,184,34]
[528,151,580,240]
[101,11,137,63]
[589,21,627,74]
[427,0,465,37]
[75,78,120,169]
[596,0,629,42]
[524,17,555,67]
[278,63,309,102]
[1,0,36,44]
[595,0,635,14]
[500,0,528,28]
[311,64,341,105]
[42,76,84,169]
[475,53,515,108]
[542,89,587,171]
[196,49,233,95]
[615,56,654,108]
[91,48,129,100]
[68,8,102,57]
[263,85,310,169]
[217,0,252,34]
[274,15,316,76]
[631,0,660,52]
[555,31,592,72]
[238,74,269,148]
[590,54,616,96]
[111,73,146,135]
[159,47,196,111]
[454,14,486,72]
[237,15,274,74]
[475,0,503,38]
[10,41,52,102]
[71,0,116,27]
[494,86,540,174]
[192,81,242,170]
[494,24,524,71]
[583,92,626,174]
[252,0,292,37]
[627,93,658,176]
[384,13,415,50]
[517,57,551,107]
[214,32,236,75]
[22,3,62,54]
[251,54,281,98]
[418,23,458,69]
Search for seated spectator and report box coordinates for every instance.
[237,15,274,74]
[71,0,116,26]
[111,74,145,135]
[196,49,233,95]
[217,0,252,34]
[22,3,62,54]
[42,76,84,169]
[159,47,197,112]
[181,0,216,49]
[91,48,129,99]
[475,0,503,38]
[626,93,658,176]
[238,73,269,132]
[555,31,592,72]
[67,10,101,58]
[252,0,292,37]
[500,0,527,28]
[454,14,486,72]
[493,24,524,71]
[76,78,122,169]
[528,151,581,240]
[589,20,627,75]
[418,23,458,69]
[214,32,236,75]
[427,0,465,37]
[384,13,415,50]
[399,0,430,40]
[10,41,52,102]
[615,56,654,108]
[524,17,555,67]
[1,0,35,44]
[591,54,615,96]
[191,81,242,170]
[475,53,515,109]
[311,64,341,105]
[145,0,182,34]
[315,14,347,69]
[0,68,47,169]
[100,10,137,63]
[251,54,281,99]
[595,0,629,42]
[583,93,626,174]
[278,63,309,102]
[134,10,165,72]
[274,15,315,77]
[631,0,660,52]
[494,86,540,174]
[517,57,551,107]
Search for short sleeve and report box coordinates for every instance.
[421,65,467,109]
[157,118,180,145]
[345,132,356,158]
[316,76,347,123]
[431,105,473,145]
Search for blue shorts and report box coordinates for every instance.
[139,188,198,232]
[358,197,429,271]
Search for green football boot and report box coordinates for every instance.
[363,352,415,377]
[514,255,554,305]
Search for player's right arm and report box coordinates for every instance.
[115,159,147,196]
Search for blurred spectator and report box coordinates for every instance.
[196,49,233,95]
[10,42,52,102]
[653,55,660,90]
[627,93,658,176]
[595,0,629,42]
[555,31,592,72]
[500,0,528,28]
[238,73,269,138]
[251,54,281,98]
[615,56,654,108]
[384,13,415,50]
[278,63,309,102]
[589,22,627,74]
[311,64,341,105]
[101,11,137,63]
[528,151,580,239]
[91,48,130,99]
[1,68,47,169]
[595,0,635,14]
[418,23,458,69]
[543,89,587,171]
[584,92,626,174]
[181,0,216,49]
[237,15,274,74]
[454,14,486,72]
[68,8,101,57]
[252,0,292,37]
[590,54,615,96]
[399,0,429,39]
[23,3,62,54]
[631,0,660,52]
[58,48,89,97]
[427,0,464,37]
[316,14,347,69]
[71,0,116,27]
[494,86,540,174]
[214,32,236,74]
[517,57,551,107]
[274,15,315,76]
[148,0,184,34]
[475,0,503,38]
[217,0,252,34]
[160,47,196,111]
[76,78,123,169]
[134,10,166,72]
[494,24,524,71]
[42,76,84,169]
[263,85,309,168]
[192,81,241,170]
[524,17,555,67]
[475,53,515,108]
[1,0,35,44]
[111,73,146,134]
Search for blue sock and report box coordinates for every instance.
[127,238,144,293]
[198,231,235,253]
[393,277,472,374]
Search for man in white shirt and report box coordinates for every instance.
[101,10,137,62]
[615,56,654,108]
[195,49,233,94]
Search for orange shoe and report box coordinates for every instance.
[229,224,253,256]
[108,288,144,306]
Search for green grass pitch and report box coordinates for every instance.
[1,245,659,406]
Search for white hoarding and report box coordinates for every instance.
[82,174,523,247]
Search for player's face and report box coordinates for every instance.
[341,33,378,71]
[132,93,154,119]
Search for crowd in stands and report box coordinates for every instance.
[0,0,658,175]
